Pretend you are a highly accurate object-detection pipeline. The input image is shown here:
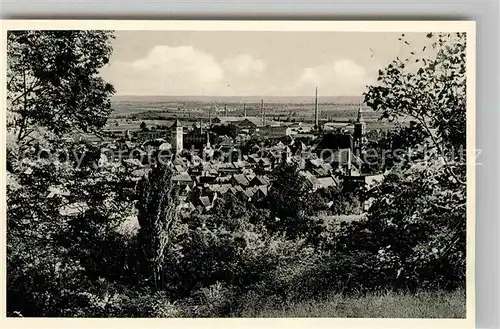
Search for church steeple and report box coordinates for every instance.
[171,119,183,154]
[357,105,364,123]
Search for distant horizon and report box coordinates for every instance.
[111,94,366,104]
[112,94,363,98]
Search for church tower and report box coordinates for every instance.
[353,103,366,155]
[171,119,183,154]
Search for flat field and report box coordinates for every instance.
[106,95,403,132]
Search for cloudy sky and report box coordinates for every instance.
[100,31,432,97]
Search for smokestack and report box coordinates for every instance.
[314,87,319,129]
[261,99,264,125]
[243,103,247,117]
[224,104,227,117]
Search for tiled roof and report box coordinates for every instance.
[252,175,270,185]
[172,173,193,182]
[317,177,337,189]
[171,119,182,128]
[199,196,211,208]
[232,174,250,187]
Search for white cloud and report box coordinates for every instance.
[295,59,374,96]
[222,54,266,77]
[101,46,267,96]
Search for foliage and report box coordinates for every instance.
[7,30,115,141]
[364,32,466,184]
[6,31,468,318]
[6,138,140,316]
[266,162,320,237]
[136,165,179,290]
[210,123,240,139]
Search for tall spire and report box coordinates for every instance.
[314,87,319,129]
[243,103,247,117]
[209,106,212,126]
[224,103,227,117]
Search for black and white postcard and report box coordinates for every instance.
[1,20,476,329]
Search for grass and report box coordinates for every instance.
[235,289,466,318]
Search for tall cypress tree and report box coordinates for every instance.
[136,165,178,290]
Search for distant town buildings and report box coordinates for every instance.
[95,90,384,213]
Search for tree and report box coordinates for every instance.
[364,32,466,184]
[357,33,468,290]
[266,163,318,237]
[136,165,179,290]
[6,139,139,316]
[211,124,240,139]
[140,121,148,131]
[7,30,115,141]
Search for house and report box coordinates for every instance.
[250,175,270,186]
[212,116,244,125]
[321,163,333,173]
[229,185,245,195]
[300,171,321,190]
[317,177,337,189]
[245,173,256,183]
[257,158,272,171]
[322,122,349,132]
[199,196,213,211]
[308,158,323,168]
[217,162,240,175]
[217,135,235,147]
[174,164,186,174]
[341,172,382,192]
[172,172,194,187]
[215,175,232,184]
[196,173,217,185]
[313,167,329,177]
[238,118,261,129]
[232,160,247,169]
[325,148,363,174]
[259,126,293,138]
[231,174,250,187]
[208,184,232,195]
[243,186,259,200]
[253,185,269,199]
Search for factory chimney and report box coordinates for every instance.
[261,99,265,126]
[314,87,319,130]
